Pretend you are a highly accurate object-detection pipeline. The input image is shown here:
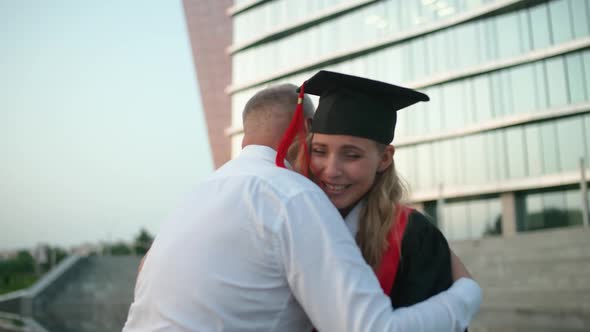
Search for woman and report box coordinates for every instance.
[278,70,453,308]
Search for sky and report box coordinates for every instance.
[0,1,214,250]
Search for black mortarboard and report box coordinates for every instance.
[303,70,429,144]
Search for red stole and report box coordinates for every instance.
[375,205,411,295]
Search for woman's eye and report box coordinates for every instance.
[346,154,361,159]
[311,148,325,155]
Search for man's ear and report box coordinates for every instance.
[378,145,395,172]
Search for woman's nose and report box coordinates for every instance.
[322,155,342,178]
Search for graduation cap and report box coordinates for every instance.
[275,70,429,170]
[305,70,429,144]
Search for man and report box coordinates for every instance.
[123,84,481,332]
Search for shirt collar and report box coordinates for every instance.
[343,199,365,236]
[241,145,293,169]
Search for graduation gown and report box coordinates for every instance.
[388,208,453,307]
[343,203,453,308]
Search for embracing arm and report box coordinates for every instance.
[278,192,482,332]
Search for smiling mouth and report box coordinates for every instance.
[321,181,351,194]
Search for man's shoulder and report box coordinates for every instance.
[213,154,324,199]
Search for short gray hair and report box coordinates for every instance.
[242,83,314,123]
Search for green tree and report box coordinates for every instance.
[133,228,154,255]
[109,242,132,255]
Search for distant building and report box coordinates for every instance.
[182,0,234,168]
[222,0,590,240]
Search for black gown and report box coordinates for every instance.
[388,210,453,308]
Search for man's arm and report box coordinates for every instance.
[278,191,481,332]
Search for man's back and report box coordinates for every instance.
[123,145,339,331]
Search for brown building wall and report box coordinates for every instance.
[182,0,233,168]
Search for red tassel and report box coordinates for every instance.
[275,82,309,177]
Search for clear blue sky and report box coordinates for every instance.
[0,1,214,250]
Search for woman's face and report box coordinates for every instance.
[310,133,393,213]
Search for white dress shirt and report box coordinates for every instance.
[123,145,481,332]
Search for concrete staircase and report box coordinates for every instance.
[451,225,590,332]
[32,256,141,332]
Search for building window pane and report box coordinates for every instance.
[496,12,521,58]
[521,193,544,231]
[565,53,588,103]
[534,62,549,110]
[442,82,465,130]
[472,76,493,121]
[525,125,544,177]
[565,189,585,227]
[464,134,487,185]
[570,0,590,38]
[540,122,561,174]
[529,3,552,49]
[442,201,470,241]
[549,0,574,44]
[584,51,590,101]
[505,127,527,179]
[510,64,537,113]
[545,57,568,107]
[416,143,434,191]
[556,116,585,172]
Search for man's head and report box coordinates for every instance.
[241,84,314,150]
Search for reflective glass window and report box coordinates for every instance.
[548,0,573,44]
[533,62,549,110]
[586,114,590,164]
[472,75,493,122]
[525,125,544,177]
[463,133,487,185]
[416,143,434,191]
[438,139,456,187]
[496,12,521,58]
[454,21,479,68]
[540,122,561,173]
[490,73,507,118]
[565,190,585,227]
[505,127,527,179]
[427,87,444,132]
[565,53,588,103]
[556,116,586,172]
[570,0,590,38]
[510,64,537,114]
[442,82,465,130]
[521,193,544,231]
[529,2,552,49]
[518,10,533,53]
[584,51,590,100]
[545,57,568,107]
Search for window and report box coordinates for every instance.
[549,0,573,44]
[565,53,587,103]
[529,2,552,49]
[525,125,544,177]
[545,57,568,107]
[556,116,586,172]
[540,122,561,174]
[570,0,590,38]
[510,64,537,114]
[504,127,527,179]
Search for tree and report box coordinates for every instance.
[133,228,154,255]
[109,242,132,255]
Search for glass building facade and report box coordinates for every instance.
[227,0,590,240]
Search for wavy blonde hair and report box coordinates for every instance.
[357,143,406,269]
[296,137,406,269]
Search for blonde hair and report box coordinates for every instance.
[356,143,406,269]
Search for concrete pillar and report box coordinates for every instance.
[500,192,517,237]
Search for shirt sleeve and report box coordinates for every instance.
[277,191,482,332]
[390,210,453,307]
